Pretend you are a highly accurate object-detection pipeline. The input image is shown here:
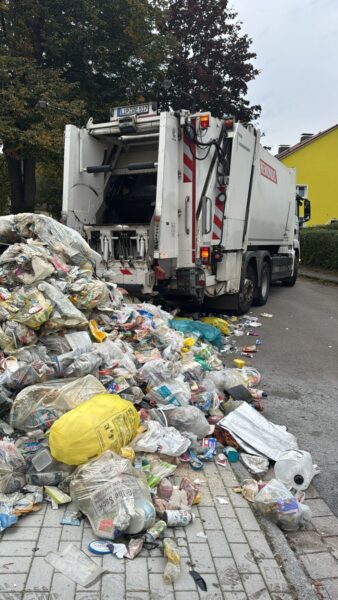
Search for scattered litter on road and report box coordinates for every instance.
[216,496,229,505]
[189,570,208,591]
[196,531,208,538]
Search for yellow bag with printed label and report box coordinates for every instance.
[49,393,140,465]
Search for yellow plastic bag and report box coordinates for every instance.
[200,317,229,335]
[89,319,107,342]
[49,393,140,465]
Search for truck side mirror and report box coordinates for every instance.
[303,199,311,222]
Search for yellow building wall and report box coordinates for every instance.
[280,127,338,225]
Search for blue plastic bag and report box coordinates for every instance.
[169,319,223,348]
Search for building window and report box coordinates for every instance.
[296,184,308,198]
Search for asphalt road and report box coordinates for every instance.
[248,277,338,515]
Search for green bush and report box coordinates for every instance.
[300,226,338,270]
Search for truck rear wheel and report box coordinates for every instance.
[254,261,270,306]
[282,255,298,287]
[237,264,256,315]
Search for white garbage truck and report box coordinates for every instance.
[62,102,310,313]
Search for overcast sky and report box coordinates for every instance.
[232,0,338,152]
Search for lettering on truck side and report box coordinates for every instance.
[260,159,278,184]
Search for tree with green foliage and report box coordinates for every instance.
[161,0,260,122]
[38,0,173,121]
[0,0,171,213]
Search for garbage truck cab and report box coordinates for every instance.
[62,102,310,313]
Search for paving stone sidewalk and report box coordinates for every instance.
[285,484,338,600]
[0,460,294,600]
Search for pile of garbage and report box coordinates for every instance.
[0,213,319,587]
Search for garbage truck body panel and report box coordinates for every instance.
[63,104,307,311]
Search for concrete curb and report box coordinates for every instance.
[300,268,338,284]
[231,460,318,600]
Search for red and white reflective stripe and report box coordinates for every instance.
[183,135,193,183]
[120,268,133,275]
[212,187,225,241]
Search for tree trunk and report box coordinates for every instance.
[5,152,24,214]
[4,148,36,214]
[23,159,36,212]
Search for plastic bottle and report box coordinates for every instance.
[145,520,167,542]
[163,538,181,583]
[274,450,318,491]
[223,446,239,463]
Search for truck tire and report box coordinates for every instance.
[237,264,256,315]
[254,261,270,306]
[282,255,298,287]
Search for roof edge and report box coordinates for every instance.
[276,123,338,159]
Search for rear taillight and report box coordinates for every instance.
[200,114,210,129]
[200,246,210,265]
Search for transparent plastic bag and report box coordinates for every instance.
[40,333,71,354]
[146,380,190,407]
[132,421,190,456]
[254,478,312,531]
[14,213,101,269]
[2,321,37,348]
[138,359,181,386]
[38,281,87,330]
[5,361,52,391]
[0,243,55,285]
[70,451,155,539]
[68,278,109,311]
[10,287,53,330]
[165,406,211,439]
[0,441,26,493]
[10,375,105,433]
[0,215,18,244]
[63,351,102,378]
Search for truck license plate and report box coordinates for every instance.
[117,104,149,117]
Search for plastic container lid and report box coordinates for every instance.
[88,540,112,555]
[31,448,53,472]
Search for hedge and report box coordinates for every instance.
[300,226,338,270]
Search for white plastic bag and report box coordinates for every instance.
[0,441,26,493]
[132,421,190,456]
[164,406,212,439]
